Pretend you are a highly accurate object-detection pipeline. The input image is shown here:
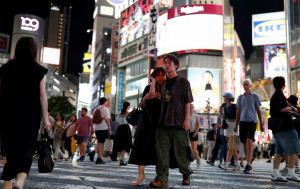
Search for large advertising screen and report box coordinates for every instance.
[264,45,287,78]
[119,0,153,46]
[252,11,286,46]
[188,68,220,112]
[264,45,288,95]
[156,4,223,56]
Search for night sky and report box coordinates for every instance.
[0,0,284,74]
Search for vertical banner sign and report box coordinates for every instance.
[148,3,159,51]
[117,72,124,112]
[111,25,119,64]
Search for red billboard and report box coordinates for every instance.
[0,33,10,53]
[119,0,153,46]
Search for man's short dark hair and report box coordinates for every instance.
[82,108,88,112]
[100,97,107,105]
[272,76,285,90]
[164,54,179,70]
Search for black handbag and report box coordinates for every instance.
[38,131,54,173]
[126,104,142,126]
[222,120,228,129]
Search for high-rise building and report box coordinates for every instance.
[45,2,72,75]
[44,1,78,107]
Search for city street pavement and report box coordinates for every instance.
[0,157,299,189]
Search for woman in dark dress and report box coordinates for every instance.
[128,67,167,186]
[0,37,50,189]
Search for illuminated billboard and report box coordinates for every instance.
[156,4,223,56]
[264,45,288,96]
[0,33,10,53]
[188,68,220,112]
[119,0,153,46]
[42,47,61,65]
[252,11,286,46]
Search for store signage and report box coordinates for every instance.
[0,33,10,53]
[156,5,223,56]
[106,0,125,5]
[119,36,148,62]
[148,3,159,51]
[21,17,39,31]
[119,0,153,46]
[117,71,124,112]
[168,4,223,19]
[100,6,114,16]
[111,25,119,64]
[252,11,286,46]
[181,6,204,14]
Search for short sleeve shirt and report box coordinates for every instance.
[93,105,111,131]
[236,92,261,123]
[76,115,92,136]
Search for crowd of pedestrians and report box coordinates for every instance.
[0,37,299,189]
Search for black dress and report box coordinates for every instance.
[128,85,161,165]
[0,60,47,180]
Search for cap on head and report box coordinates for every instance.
[287,95,298,106]
[223,93,233,99]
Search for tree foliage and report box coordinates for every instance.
[48,96,76,121]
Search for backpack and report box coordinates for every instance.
[206,129,214,141]
[92,107,103,124]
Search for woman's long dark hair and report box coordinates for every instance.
[150,67,167,78]
[14,37,38,62]
[58,112,65,121]
[121,101,130,115]
[71,114,77,123]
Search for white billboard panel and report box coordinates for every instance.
[156,4,223,56]
[252,11,286,46]
[42,47,60,65]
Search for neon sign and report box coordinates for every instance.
[21,17,39,32]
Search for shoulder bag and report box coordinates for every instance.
[61,122,75,140]
[126,103,142,126]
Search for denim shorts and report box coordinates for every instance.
[274,129,300,156]
[77,136,89,144]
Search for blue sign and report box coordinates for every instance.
[106,0,125,5]
[253,20,285,38]
[117,72,124,112]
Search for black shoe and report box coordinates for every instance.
[89,151,95,162]
[244,165,252,174]
[120,160,127,166]
[266,159,271,163]
[206,160,214,166]
[95,158,105,164]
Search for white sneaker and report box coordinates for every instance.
[219,164,228,171]
[295,168,300,174]
[280,167,288,176]
[271,174,288,182]
[233,164,240,171]
[286,174,300,182]
[196,159,200,166]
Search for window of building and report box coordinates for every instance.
[125,77,148,97]
[125,59,148,80]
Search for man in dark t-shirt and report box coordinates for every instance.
[270,77,300,182]
[150,54,193,188]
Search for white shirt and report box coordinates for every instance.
[189,114,197,132]
[115,113,128,125]
[93,105,111,131]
